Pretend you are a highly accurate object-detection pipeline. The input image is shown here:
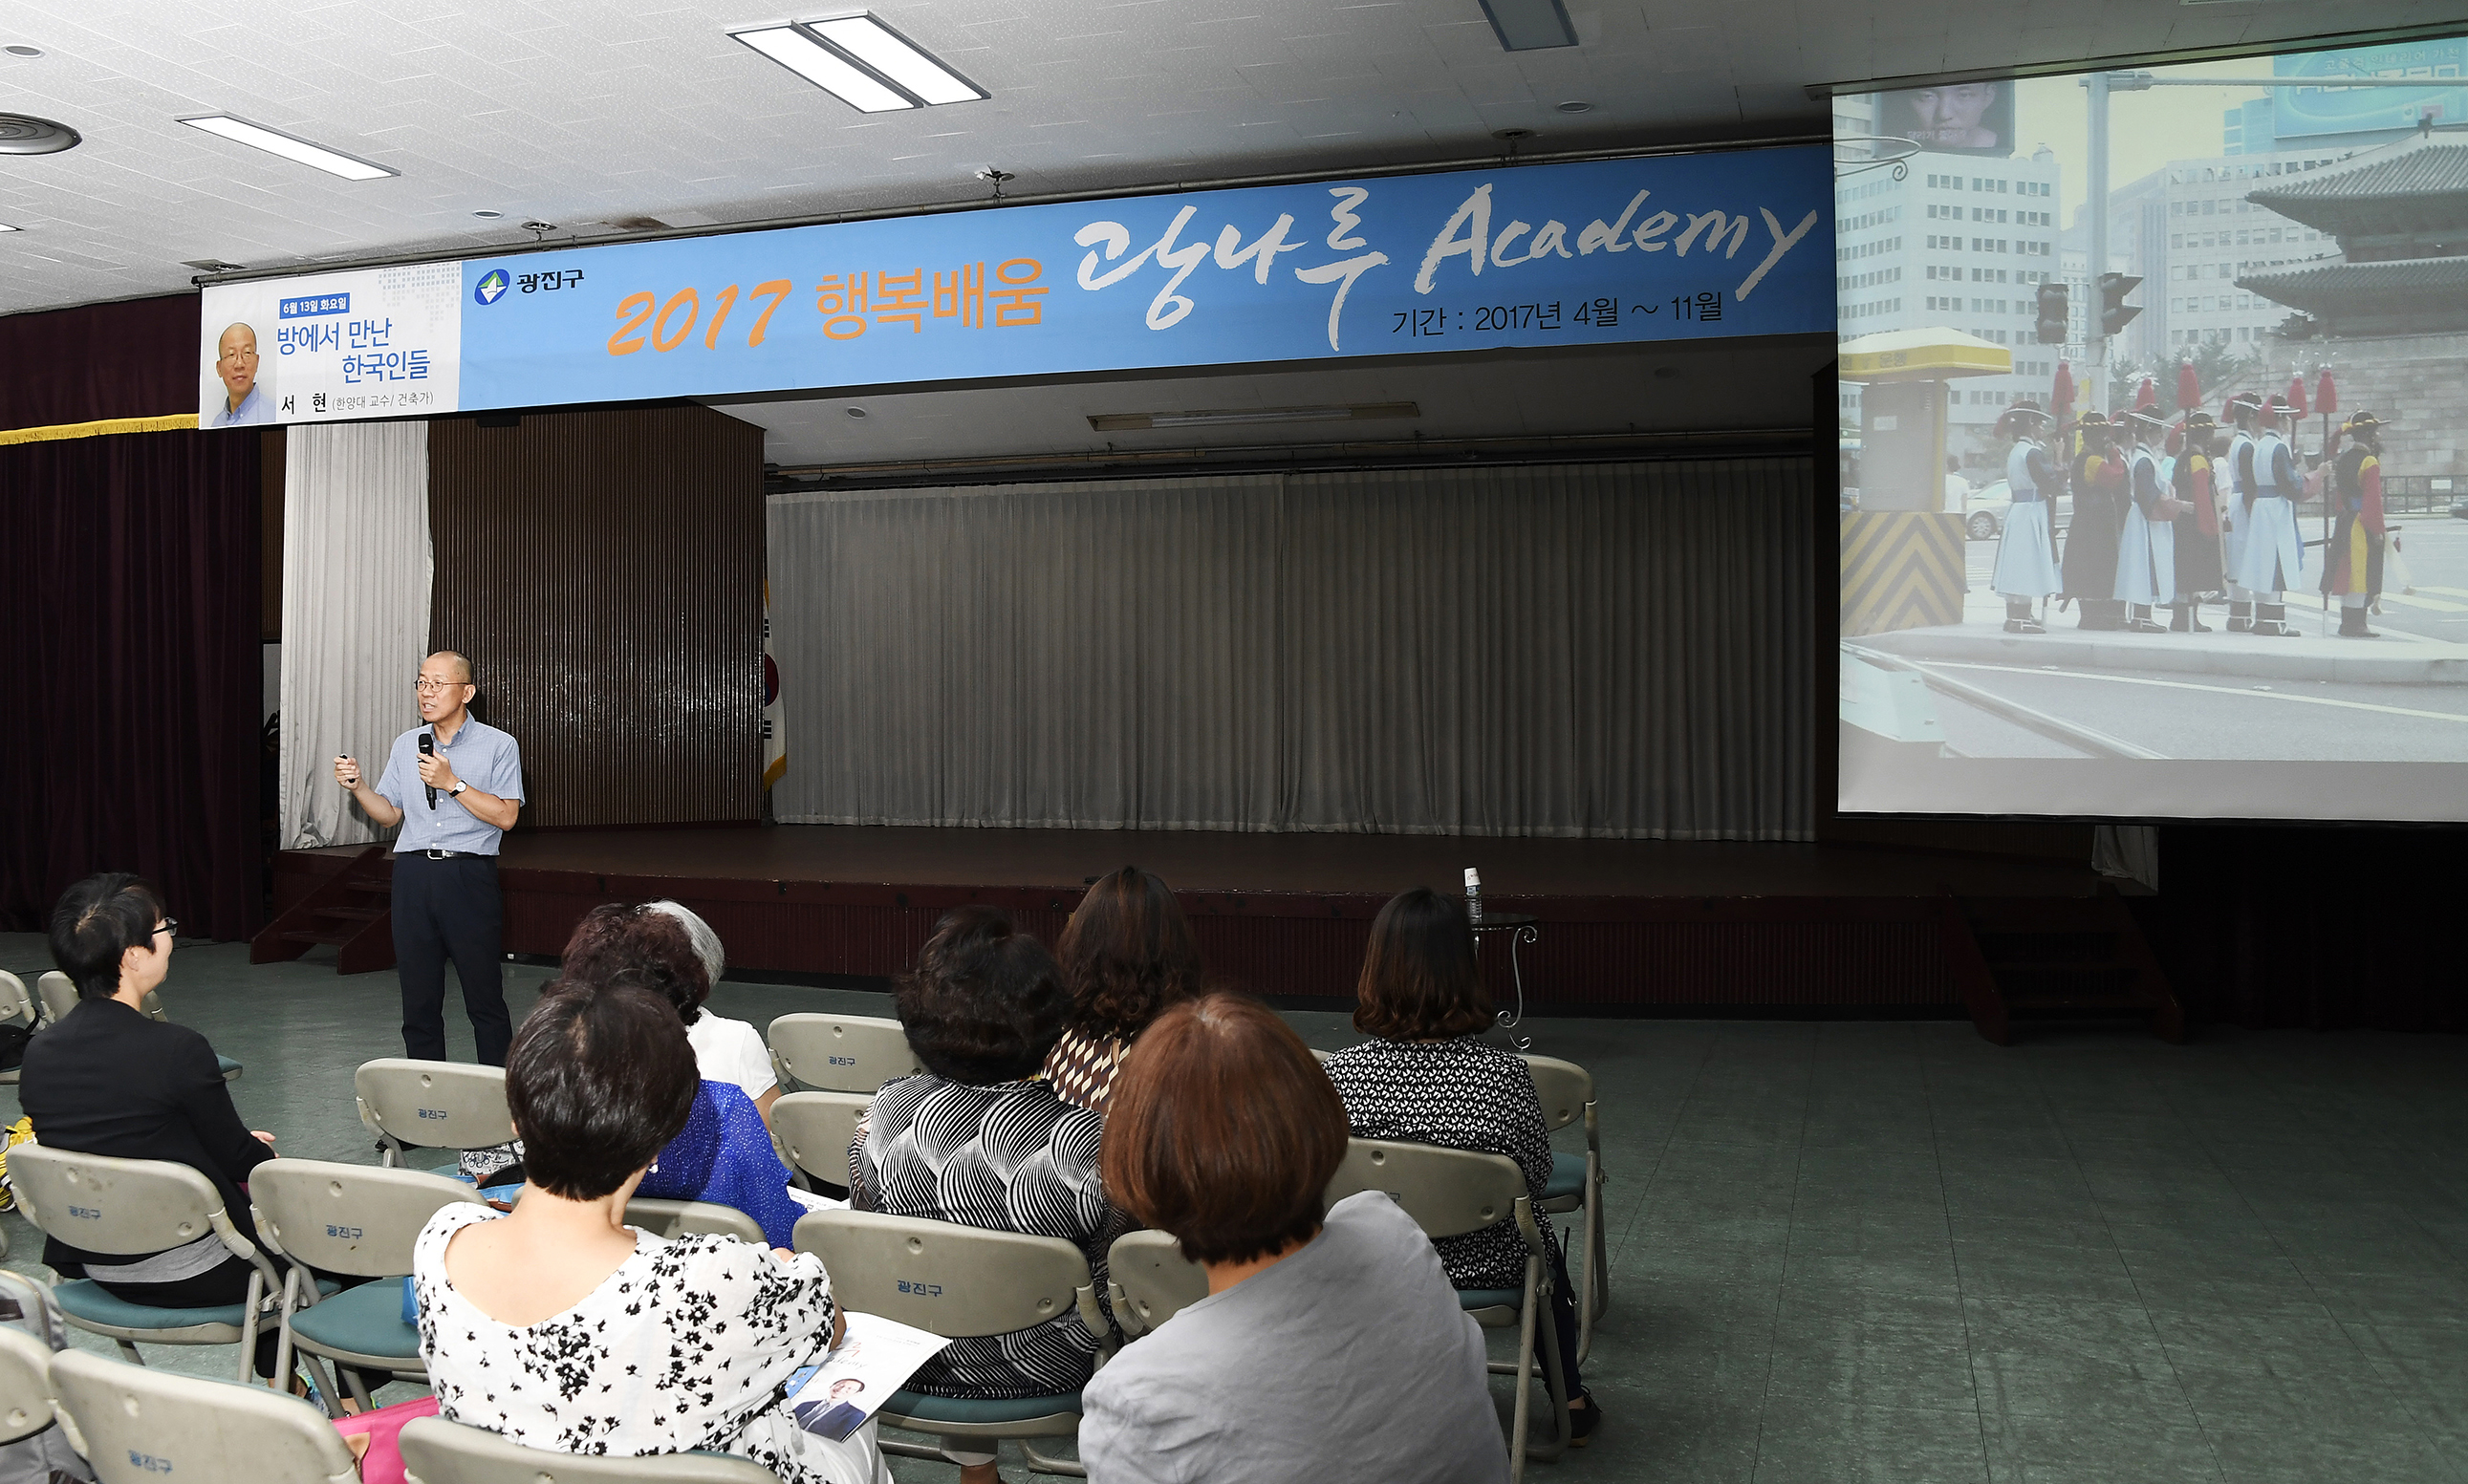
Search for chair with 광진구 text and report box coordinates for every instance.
[50,1344,364,1484]
[400,1413,787,1484]
[765,1014,920,1095]
[355,1060,514,1167]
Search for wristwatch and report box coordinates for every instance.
[449,781,469,798]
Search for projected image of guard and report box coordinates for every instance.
[2061,412,2129,631]
[1989,401,2063,634]
[2321,409,2390,640]
[2218,393,2263,632]
[2235,396,2308,638]
[2169,413,2225,633]
[2114,408,2176,633]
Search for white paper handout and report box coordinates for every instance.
[786,1313,952,1442]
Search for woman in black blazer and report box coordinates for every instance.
[21,874,284,1371]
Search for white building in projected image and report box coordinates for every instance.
[2105,150,2353,366]
[1832,98,2064,473]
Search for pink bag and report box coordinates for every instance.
[332,1394,442,1484]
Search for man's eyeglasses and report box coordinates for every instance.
[414,679,464,693]
[153,917,179,939]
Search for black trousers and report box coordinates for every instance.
[96,1257,382,1387]
[392,853,511,1065]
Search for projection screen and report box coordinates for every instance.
[1833,37,2468,820]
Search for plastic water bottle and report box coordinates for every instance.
[1464,867,1483,924]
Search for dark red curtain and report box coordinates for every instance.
[0,296,201,430]
[0,429,264,939]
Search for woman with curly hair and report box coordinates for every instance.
[1043,866,1203,1114]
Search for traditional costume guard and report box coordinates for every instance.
[2170,412,2224,632]
[2062,412,2128,630]
[2235,396,2306,637]
[2114,408,2175,632]
[2219,393,2262,632]
[1990,401,2063,634]
[2321,409,2389,639]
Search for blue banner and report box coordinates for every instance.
[205,147,1829,422]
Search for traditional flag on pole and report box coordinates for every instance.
[762,581,787,790]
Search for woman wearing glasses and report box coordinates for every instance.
[22,873,292,1378]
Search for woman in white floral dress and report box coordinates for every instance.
[413,980,885,1484]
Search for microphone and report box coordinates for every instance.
[419,732,438,809]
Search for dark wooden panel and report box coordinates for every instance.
[427,407,765,828]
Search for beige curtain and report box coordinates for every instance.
[277,422,432,850]
[769,458,1813,840]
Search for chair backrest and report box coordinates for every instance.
[33,972,76,1027]
[52,1345,361,1484]
[249,1159,485,1279]
[1517,1054,1593,1133]
[765,1014,920,1094]
[1308,1046,1333,1064]
[1105,1228,1210,1337]
[7,1144,246,1259]
[769,1092,870,1185]
[0,1325,55,1445]
[623,1197,766,1244]
[400,1415,784,1484]
[794,1209,1103,1341]
[355,1060,515,1152]
[1323,1138,1529,1242]
[0,971,34,1028]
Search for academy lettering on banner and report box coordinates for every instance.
[196,146,1829,425]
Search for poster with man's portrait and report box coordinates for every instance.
[1874,81,2014,157]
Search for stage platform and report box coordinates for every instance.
[274,825,2112,1013]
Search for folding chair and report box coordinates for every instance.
[32,972,241,1081]
[0,1325,57,1445]
[795,1209,1110,1477]
[1104,1229,1208,1338]
[765,1014,920,1094]
[1519,1052,1608,1362]
[6,1145,289,1382]
[32,973,75,1028]
[623,1197,766,1244]
[400,1414,784,1484]
[1325,1137,1569,1481]
[50,1345,363,1484]
[249,1159,486,1415]
[355,1060,515,1168]
[769,1091,871,1189]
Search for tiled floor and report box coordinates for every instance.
[1,932,2461,1482]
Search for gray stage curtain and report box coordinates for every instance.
[769,459,1813,840]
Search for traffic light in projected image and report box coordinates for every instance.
[2035,282,2068,344]
[2098,273,2143,338]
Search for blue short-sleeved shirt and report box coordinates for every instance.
[375,718,524,855]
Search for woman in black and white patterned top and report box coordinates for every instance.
[1323,888,1599,1443]
[853,907,1124,1484]
[1043,866,1204,1114]
[415,982,883,1484]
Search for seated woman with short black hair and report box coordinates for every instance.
[1080,993,1507,1483]
[1322,887,1598,1441]
[853,906,1123,1484]
[22,874,288,1377]
[412,982,883,1484]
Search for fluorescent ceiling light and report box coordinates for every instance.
[731,24,915,112]
[1477,0,1577,51]
[1089,402,1419,432]
[180,115,394,180]
[807,14,984,105]
[0,221,17,232]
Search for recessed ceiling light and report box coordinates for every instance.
[181,258,249,271]
[805,14,984,105]
[0,113,79,155]
[179,115,394,181]
[730,24,915,112]
[1478,0,1577,51]
[0,221,18,232]
[472,208,503,219]
[1556,100,1593,114]
[845,407,868,419]
[4,45,43,58]
[1089,402,1418,432]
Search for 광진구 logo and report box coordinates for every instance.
[473,269,510,306]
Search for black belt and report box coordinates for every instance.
[401,849,492,860]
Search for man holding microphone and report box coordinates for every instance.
[334,652,524,1066]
